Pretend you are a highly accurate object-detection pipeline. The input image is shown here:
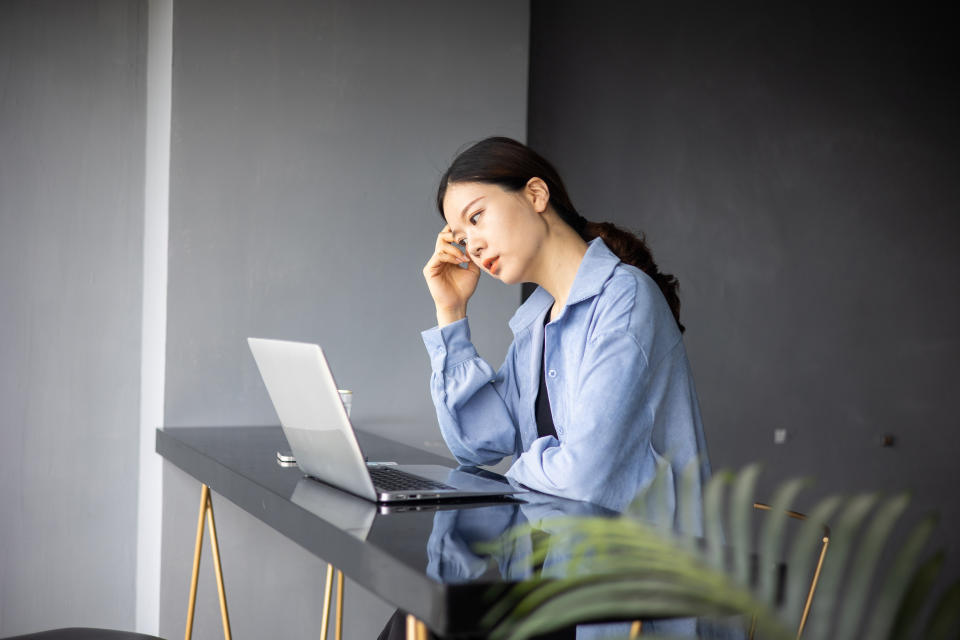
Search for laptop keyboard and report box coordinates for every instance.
[369,466,456,492]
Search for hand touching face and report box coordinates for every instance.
[422,224,481,317]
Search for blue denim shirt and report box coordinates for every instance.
[422,238,711,517]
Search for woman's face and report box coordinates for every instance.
[442,181,548,285]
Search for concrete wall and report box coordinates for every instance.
[162,0,527,437]
[0,1,146,635]
[527,0,960,585]
[159,1,528,638]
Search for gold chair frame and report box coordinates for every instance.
[630,503,829,639]
[749,502,831,639]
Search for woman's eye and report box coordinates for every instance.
[457,238,467,247]
[469,211,482,225]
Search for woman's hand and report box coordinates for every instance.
[423,225,481,326]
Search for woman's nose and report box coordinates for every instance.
[467,234,484,256]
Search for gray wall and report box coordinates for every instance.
[528,1,960,582]
[159,1,528,638]
[0,1,146,635]
[163,0,527,449]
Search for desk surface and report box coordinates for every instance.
[156,426,616,637]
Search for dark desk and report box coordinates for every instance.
[156,426,617,638]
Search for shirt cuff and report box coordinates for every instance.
[421,317,479,372]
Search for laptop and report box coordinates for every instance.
[248,337,524,503]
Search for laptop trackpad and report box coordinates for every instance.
[399,465,521,494]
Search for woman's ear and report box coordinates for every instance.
[525,177,550,213]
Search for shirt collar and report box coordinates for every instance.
[508,238,621,334]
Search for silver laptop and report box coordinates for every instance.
[248,337,524,503]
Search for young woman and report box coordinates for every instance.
[421,137,711,519]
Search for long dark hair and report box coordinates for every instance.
[437,136,685,332]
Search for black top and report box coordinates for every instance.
[536,312,558,440]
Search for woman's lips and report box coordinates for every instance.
[484,256,500,273]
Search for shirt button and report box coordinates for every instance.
[547,369,557,378]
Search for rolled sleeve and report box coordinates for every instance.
[422,317,521,466]
[421,317,479,372]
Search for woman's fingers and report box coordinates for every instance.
[439,244,468,263]
[435,237,459,253]
[438,229,457,243]
[425,246,466,277]
[427,255,466,279]
[423,224,480,313]
[430,228,469,262]
[425,224,477,279]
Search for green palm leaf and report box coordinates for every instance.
[889,551,944,640]
[487,532,791,640]
[482,464,958,640]
[704,469,733,571]
[730,464,762,586]
[806,492,881,638]
[677,458,704,550]
[863,513,938,639]
[922,583,960,639]
[758,476,810,605]
[834,493,911,638]
[782,494,842,632]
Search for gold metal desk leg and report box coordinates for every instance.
[629,620,642,637]
[184,483,232,640]
[405,614,427,640]
[206,492,232,640]
[334,569,345,640]
[185,485,208,639]
[320,564,335,640]
[319,564,346,640]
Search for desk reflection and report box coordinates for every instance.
[291,476,377,539]
[293,468,741,640]
[425,480,616,585]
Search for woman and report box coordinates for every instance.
[421,136,711,520]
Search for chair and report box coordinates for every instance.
[748,502,831,639]
[2,629,165,639]
[628,502,830,639]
